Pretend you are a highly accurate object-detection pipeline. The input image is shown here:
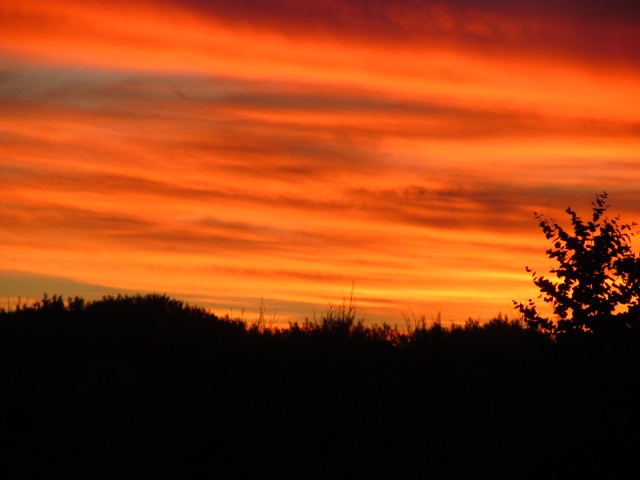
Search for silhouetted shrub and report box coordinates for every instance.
[515,192,640,342]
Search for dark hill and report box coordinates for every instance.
[1,294,639,476]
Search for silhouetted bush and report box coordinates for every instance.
[515,192,640,342]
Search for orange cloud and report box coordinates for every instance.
[2,1,640,324]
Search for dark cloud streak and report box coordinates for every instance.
[159,0,640,69]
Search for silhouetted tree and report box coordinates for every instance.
[515,192,640,340]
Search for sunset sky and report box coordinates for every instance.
[3,0,640,325]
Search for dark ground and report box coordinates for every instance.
[2,295,639,477]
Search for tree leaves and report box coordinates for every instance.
[514,192,640,340]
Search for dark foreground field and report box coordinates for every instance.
[2,294,640,476]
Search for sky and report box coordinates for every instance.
[2,0,640,325]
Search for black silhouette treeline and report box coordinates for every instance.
[2,292,640,476]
